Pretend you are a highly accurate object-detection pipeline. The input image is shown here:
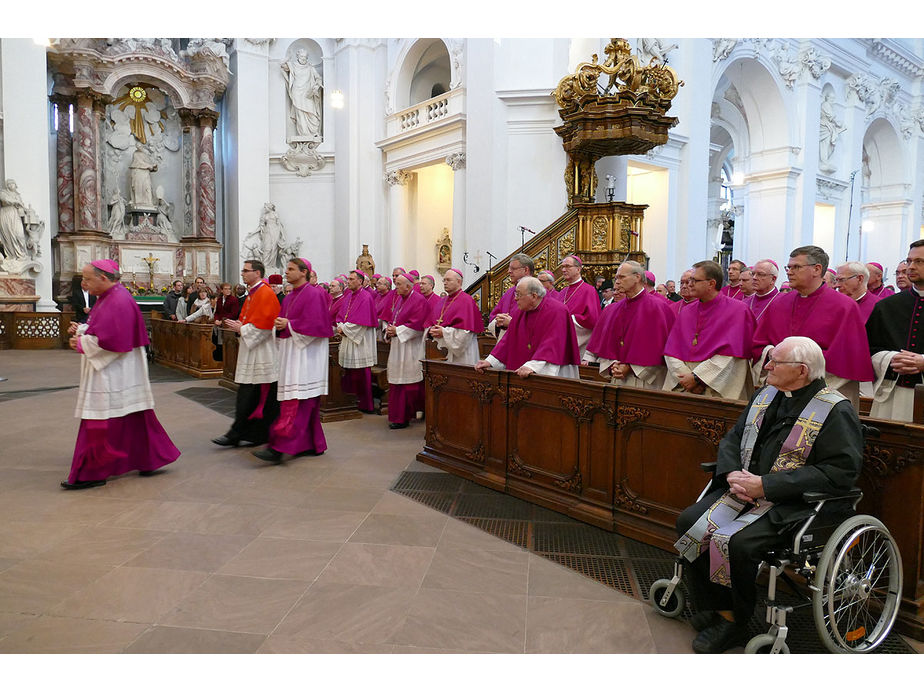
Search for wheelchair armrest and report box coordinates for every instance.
[700,462,717,473]
[802,488,863,504]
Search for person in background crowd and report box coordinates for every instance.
[163,279,185,320]
[185,286,214,323]
[328,278,346,327]
[268,273,285,304]
[487,253,534,339]
[738,268,755,299]
[336,270,379,414]
[384,273,430,429]
[537,270,559,300]
[866,262,895,298]
[834,261,879,323]
[720,260,746,300]
[823,268,837,289]
[555,254,601,353]
[600,280,616,308]
[69,274,97,323]
[426,268,484,365]
[665,280,681,302]
[895,261,910,291]
[744,260,780,323]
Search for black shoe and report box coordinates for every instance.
[253,448,283,463]
[212,435,239,447]
[692,619,748,654]
[358,408,375,414]
[61,479,107,490]
[689,611,720,632]
[388,422,409,429]
[297,449,325,457]
[139,470,157,477]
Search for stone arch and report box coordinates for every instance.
[863,117,905,191]
[714,57,792,157]
[105,67,190,108]
[388,38,453,113]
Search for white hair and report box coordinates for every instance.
[619,260,645,278]
[755,260,778,278]
[777,336,826,381]
[841,261,869,282]
[517,275,546,298]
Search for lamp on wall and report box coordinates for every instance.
[330,90,345,109]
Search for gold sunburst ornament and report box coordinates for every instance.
[129,86,147,103]
[112,85,165,145]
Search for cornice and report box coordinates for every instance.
[863,38,924,80]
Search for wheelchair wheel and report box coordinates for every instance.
[744,634,790,654]
[812,515,902,653]
[648,578,685,618]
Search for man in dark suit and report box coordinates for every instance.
[69,274,97,323]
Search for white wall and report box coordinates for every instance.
[409,163,453,278]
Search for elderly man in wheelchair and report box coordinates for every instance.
[653,335,902,654]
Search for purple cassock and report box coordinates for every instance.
[389,289,431,425]
[670,299,696,316]
[271,282,334,456]
[423,292,442,313]
[744,288,781,322]
[489,285,519,325]
[586,289,676,365]
[870,285,895,298]
[337,286,379,327]
[752,283,875,382]
[554,280,601,330]
[373,289,391,317]
[426,288,484,331]
[328,293,346,327]
[377,289,401,323]
[664,293,756,363]
[720,284,745,301]
[855,291,881,324]
[490,295,580,370]
[69,283,179,485]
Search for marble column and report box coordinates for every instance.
[74,90,102,233]
[51,95,76,236]
[446,153,466,272]
[179,110,198,239]
[196,114,218,239]
[386,169,412,268]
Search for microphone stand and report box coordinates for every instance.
[486,251,497,273]
[518,225,535,253]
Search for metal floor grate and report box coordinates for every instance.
[391,469,915,654]
[176,386,237,418]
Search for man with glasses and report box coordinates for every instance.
[743,260,780,322]
[670,269,696,316]
[554,254,601,353]
[895,261,911,292]
[212,259,281,447]
[487,253,534,339]
[663,260,756,400]
[834,261,879,322]
[865,240,924,421]
[752,245,873,406]
[675,336,862,653]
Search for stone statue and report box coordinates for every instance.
[638,38,678,65]
[819,92,846,174]
[356,244,375,275]
[281,48,323,141]
[107,190,126,236]
[243,202,300,273]
[129,145,157,208]
[155,186,174,235]
[23,206,44,259]
[0,179,27,261]
[712,38,737,62]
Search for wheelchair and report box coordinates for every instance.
[648,435,903,654]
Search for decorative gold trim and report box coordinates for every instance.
[686,416,729,447]
[614,479,647,514]
[603,404,651,429]
[500,387,531,407]
[553,465,583,494]
[559,395,597,423]
[468,379,496,404]
[507,453,533,478]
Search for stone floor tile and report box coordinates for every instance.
[347,512,447,547]
[524,596,656,654]
[38,526,168,567]
[0,612,39,640]
[643,607,696,654]
[216,537,341,580]
[301,485,387,513]
[422,547,529,595]
[102,500,218,531]
[161,574,308,633]
[370,490,453,518]
[0,521,89,561]
[526,552,634,602]
[123,625,267,654]
[316,543,435,588]
[390,589,527,653]
[0,615,148,653]
[181,502,282,536]
[259,508,369,543]
[258,635,395,654]
[0,558,116,615]
[124,532,253,572]
[438,518,528,553]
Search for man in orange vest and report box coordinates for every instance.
[212,259,282,447]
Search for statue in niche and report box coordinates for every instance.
[155,186,174,235]
[0,179,27,261]
[281,48,323,141]
[818,92,846,174]
[107,190,126,237]
[242,202,301,273]
[129,144,157,208]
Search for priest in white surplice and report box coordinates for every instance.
[336,269,379,413]
[213,259,281,447]
[426,268,484,365]
[64,260,179,489]
[662,260,757,400]
[253,258,332,463]
[385,273,430,429]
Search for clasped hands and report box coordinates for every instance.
[677,372,706,394]
[891,350,924,375]
[726,470,764,503]
[473,360,534,379]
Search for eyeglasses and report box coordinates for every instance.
[766,358,805,367]
[904,258,924,266]
[785,263,818,272]
[690,277,711,283]
[241,268,257,274]
[752,271,774,278]
[833,274,859,284]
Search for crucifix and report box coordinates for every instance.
[142,253,159,290]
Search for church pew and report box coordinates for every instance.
[150,314,223,378]
[416,359,924,639]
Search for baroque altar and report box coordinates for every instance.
[46,39,232,298]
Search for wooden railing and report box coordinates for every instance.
[150,314,223,378]
[417,360,924,639]
[464,201,649,318]
[0,311,68,350]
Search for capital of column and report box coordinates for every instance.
[445,153,466,171]
[385,169,413,186]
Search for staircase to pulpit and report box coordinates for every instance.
[465,38,683,317]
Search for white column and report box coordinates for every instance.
[447,154,467,272]
[385,170,411,268]
[0,39,57,310]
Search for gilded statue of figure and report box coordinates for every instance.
[281,48,323,141]
[129,144,157,208]
[0,179,27,260]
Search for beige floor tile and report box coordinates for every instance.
[0,558,116,614]
[370,490,453,518]
[0,611,39,640]
[316,543,435,587]
[302,485,387,513]
[49,566,208,623]
[0,521,89,561]
[348,512,447,547]
[437,517,528,553]
[524,596,656,653]
[181,502,282,536]
[317,469,401,490]
[526,553,633,602]
[162,574,308,633]
[0,489,136,525]
[38,526,168,567]
[125,532,253,572]
[259,508,369,542]
[390,588,527,653]
[216,537,341,580]
[273,582,416,645]
[124,625,267,653]
[422,547,529,595]
[0,615,148,653]
[258,635,395,653]
[644,607,696,654]
[102,499,218,531]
